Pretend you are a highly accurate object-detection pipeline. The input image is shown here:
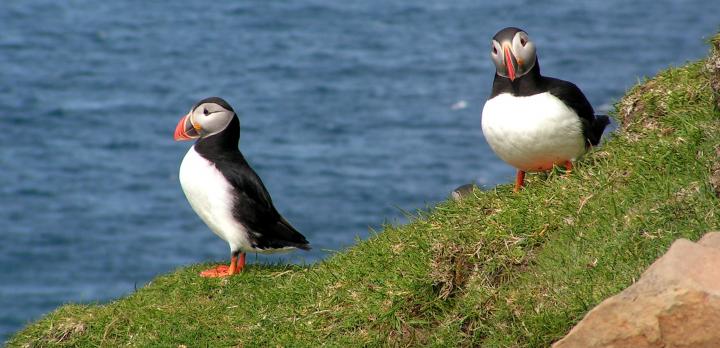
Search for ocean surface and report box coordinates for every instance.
[1,0,719,342]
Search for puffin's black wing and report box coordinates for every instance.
[544,77,609,146]
[213,154,311,251]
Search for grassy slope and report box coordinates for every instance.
[10,36,720,347]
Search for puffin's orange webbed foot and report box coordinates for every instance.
[200,265,232,278]
[199,252,245,278]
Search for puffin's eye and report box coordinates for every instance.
[520,37,527,47]
[203,109,209,116]
[492,46,497,54]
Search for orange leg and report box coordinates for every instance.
[227,253,238,275]
[514,170,526,193]
[565,161,573,177]
[200,251,245,278]
[237,252,246,272]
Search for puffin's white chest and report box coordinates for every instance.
[481,92,586,171]
[179,146,250,252]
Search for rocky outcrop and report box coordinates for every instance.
[553,232,720,348]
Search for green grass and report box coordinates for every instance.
[9,35,720,347]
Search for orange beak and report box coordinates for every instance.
[504,45,516,81]
[174,113,199,141]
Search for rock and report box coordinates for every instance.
[451,183,477,201]
[699,231,720,249]
[553,232,720,348]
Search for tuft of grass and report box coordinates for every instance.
[8,33,720,347]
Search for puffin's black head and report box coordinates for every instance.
[174,97,237,141]
[490,27,537,81]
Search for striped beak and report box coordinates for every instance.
[503,45,516,81]
[174,113,200,141]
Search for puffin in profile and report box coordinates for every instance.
[481,27,609,192]
[174,97,310,277]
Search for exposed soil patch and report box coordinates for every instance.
[710,146,720,198]
[430,242,473,300]
[706,34,720,109]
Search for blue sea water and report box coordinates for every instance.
[1,0,719,342]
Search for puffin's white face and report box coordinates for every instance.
[490,28,536,81]
[174,98,235,141]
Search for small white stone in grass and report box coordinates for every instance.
[587,258,598,268]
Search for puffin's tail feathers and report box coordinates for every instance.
[588,114,610,146]
[258,218,311,251]
[279,219,311,250]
